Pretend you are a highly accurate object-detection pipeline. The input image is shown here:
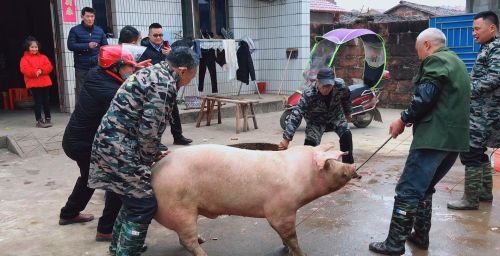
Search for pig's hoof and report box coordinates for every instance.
[198,235,206,244]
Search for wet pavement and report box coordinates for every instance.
[0,108,499,256]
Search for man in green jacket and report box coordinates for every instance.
[369,28,470,255]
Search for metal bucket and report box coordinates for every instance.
[228,143,280,151]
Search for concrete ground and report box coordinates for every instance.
[0,107,499,256]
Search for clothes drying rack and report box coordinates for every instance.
[179,38,261,100]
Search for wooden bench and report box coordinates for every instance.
[195,96,259,134]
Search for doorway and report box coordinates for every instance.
[0,0,61,110]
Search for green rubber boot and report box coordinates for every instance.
[408,193,432,250]
[479,165,493,202]
[369,199,417,255]
[447,166,482,210]
[116,220,149,256]
[109,207,126,255]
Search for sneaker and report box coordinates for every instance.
[36,120,50,128]
[96,232,113,242]
[173,136,193,145]
[44,118,53,127]
[59,213,94,225]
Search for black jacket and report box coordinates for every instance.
[139,37,166,64]
[236,41,256,84]
[62,67,123,159]
[67,23,108,70]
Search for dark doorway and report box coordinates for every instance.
[0,0,60,109]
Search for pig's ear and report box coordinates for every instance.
[314,143,336,152]
[314,151,347,170]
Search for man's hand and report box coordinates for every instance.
[36,69,42,77]
[152,150,171,166]
[389,118,406,139]
[278,139,290,150]
[89,42,98,49]
[161,46,171,56]
[346,114,352,123]
[136,59,152,69]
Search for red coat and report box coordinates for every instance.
[20,52,53,88]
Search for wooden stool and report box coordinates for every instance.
[196,96,259,134]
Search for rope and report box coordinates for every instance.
[296,134,411,227]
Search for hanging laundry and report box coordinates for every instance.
[198,49,218,93]
[223,39,238,81]
[236,41,256,85]
[215,49,226,67]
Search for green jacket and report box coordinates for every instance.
[410,47,470,151]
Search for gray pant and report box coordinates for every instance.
[75,68,89,105]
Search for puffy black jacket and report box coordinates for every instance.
[67,23,108,70]
[139,37,166,64]
[62,67,123,158]
[236,41,256,84]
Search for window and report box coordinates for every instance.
[92,0,114,37]
[182,0,228,39]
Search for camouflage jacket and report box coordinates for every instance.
[470,36,500,148]
[283,78,351,141]
[88,61,178,198]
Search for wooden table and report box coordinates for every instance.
[195,96,259,134]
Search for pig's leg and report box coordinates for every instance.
[173,213,207,256]
[267,213,306,256]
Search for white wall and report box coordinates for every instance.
[56,0,184,112]
[56,0,311,112]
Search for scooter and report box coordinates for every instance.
[280,28,389,130]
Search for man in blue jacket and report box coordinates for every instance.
[67,7,108,104]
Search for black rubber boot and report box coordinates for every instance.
[339,130,354,164]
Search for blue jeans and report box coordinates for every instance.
[395,149,459,205]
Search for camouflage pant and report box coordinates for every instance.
[303,118,349,146]
[304,119,353,163]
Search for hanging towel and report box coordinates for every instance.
[222,39,238,81]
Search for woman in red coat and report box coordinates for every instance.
[20,36,53,128]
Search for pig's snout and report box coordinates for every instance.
[349,164,362,179]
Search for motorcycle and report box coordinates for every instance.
[280,28,389,130]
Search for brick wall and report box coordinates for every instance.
[311,20,428,108]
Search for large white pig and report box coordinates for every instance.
[152,143,356,256]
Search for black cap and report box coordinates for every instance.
[317,68,336,86]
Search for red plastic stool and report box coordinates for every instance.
[7,88,30,110]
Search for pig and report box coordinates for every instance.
[151,143,356,256]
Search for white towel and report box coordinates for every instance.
[222,40,238,81]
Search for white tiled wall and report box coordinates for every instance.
[56,0,310,112]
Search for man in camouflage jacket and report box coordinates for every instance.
[448,11,500,211]
[88,46,199,255]
[278,68,354,165]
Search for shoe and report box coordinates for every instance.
[447,166,482,210]
[173,136,193,145]
[36,120,50,128]
[368,199,416,255]
[44,118,53,127]
[96,232,113,242]
[59,213,94,225]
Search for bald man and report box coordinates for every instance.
[369,28,471,255]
